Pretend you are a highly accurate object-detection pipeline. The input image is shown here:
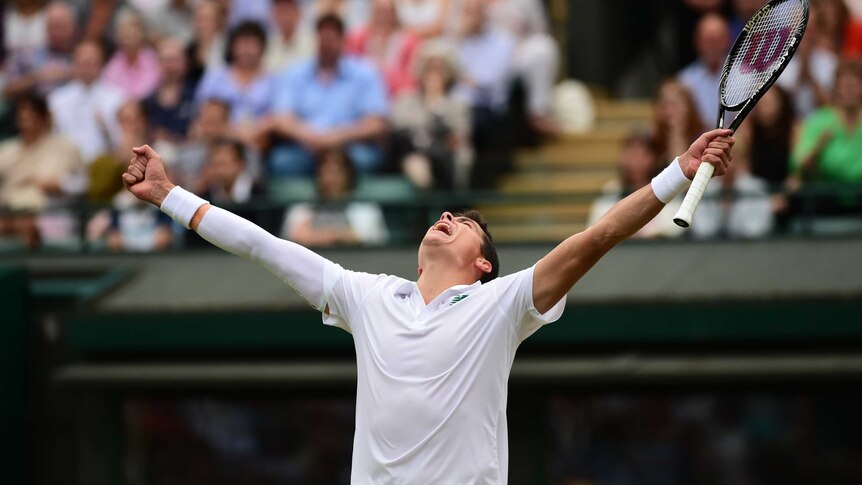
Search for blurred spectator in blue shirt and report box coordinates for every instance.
[678,13,731,130]
[106,190,174,252]
[454,0,513,115]
[3,1,77,99]
[453,0,513,188]
[265,14,388,177]
[144,37,197,143]
[194,21,275,126]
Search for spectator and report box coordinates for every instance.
[195,138,265,205]
[777,0,844,117]
[587,133,684,239]
[187,0,227,84]
[491,0,560,138]
[102,9,161,99]
[281,147,389,246]
[80,0,121,43]
[3,1,77,99]
[4,0,47,60]
[104,190,174,252]
[0,93,84,248]
[678,13,731,130]
[691,158,774,239]
[347,0,421,97]
[651,79,703,166]
[267,14,388,176]
[792,60,862,189]
[396,0,459,39]
[453,0,514,188]
[88,99,151,202]
[136,0,195,46]
[390,40,471,190]
[741,85,794,186]
[194,21,275,128]
[226,0,272,29]
[174,98,264,186]
[48,40,125,163]
[301,0,370,33]
[264,0,314,73]
[729,0,764,39]
[144,37,197,143]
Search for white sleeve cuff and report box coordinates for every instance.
[160,186,208,229]
[650,158,691,204]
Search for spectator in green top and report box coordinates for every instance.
[792,59,862,184]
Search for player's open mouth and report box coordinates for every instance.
[433,222,453,236]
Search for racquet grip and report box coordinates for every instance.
[673,162,715,228]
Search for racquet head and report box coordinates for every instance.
[718,0,809,131]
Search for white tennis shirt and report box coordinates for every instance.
[323,262,566,484]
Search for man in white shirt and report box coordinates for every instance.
[118,128,734,483]
[48,40,125,163]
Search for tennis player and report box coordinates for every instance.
[122,128,733,484]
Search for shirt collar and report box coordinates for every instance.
[393,280,482,302]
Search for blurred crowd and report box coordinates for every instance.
[591,0,862,240]
[0,0,560,250]
[3,0,862,251]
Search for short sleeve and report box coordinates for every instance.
[322,263,389,333]
[358,62,389,116]
[491,264,566,343]
[273,68,300,114]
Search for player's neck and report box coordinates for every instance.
[416,263,478,305]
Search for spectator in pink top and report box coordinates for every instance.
[102,10,161,99]
[347,0,421,97]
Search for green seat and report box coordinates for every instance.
[267,178,316,204]
[355,176,417,202]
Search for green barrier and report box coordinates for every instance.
[66,298,862,353]
[0,267,29,485]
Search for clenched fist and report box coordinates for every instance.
[122,145,175,207]
[678,128,735,180]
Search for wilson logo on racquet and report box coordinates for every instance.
[740,27,793,73]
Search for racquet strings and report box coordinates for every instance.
[723,0,806,107]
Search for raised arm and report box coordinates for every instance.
[122,145,333,311]
[532,129,735,313]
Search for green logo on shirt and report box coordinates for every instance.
[450,294,469,306]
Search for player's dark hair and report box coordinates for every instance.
[455,210,498,284]
[316,13,346,37]
[224,21,267,64]
[211,137,247,165]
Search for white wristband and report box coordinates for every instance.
[650,157,691,204]
[160,186,208,229]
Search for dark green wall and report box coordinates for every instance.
[0,267,29,485]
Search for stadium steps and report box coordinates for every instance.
[482,98,652,243]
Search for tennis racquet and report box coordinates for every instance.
[673,0,810,228]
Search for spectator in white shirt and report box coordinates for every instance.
[4,0,47,58]
[47,40,125,164]
[282,147,390,247]
[678,13,731,130]
[691,158,774,240]
[264,0,315,73]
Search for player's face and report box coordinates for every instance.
[420,212,485,261]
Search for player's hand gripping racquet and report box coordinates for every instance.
[673,0,810,228]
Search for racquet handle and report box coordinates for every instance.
[673,162,715,228]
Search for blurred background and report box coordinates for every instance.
[2,0,862,483]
